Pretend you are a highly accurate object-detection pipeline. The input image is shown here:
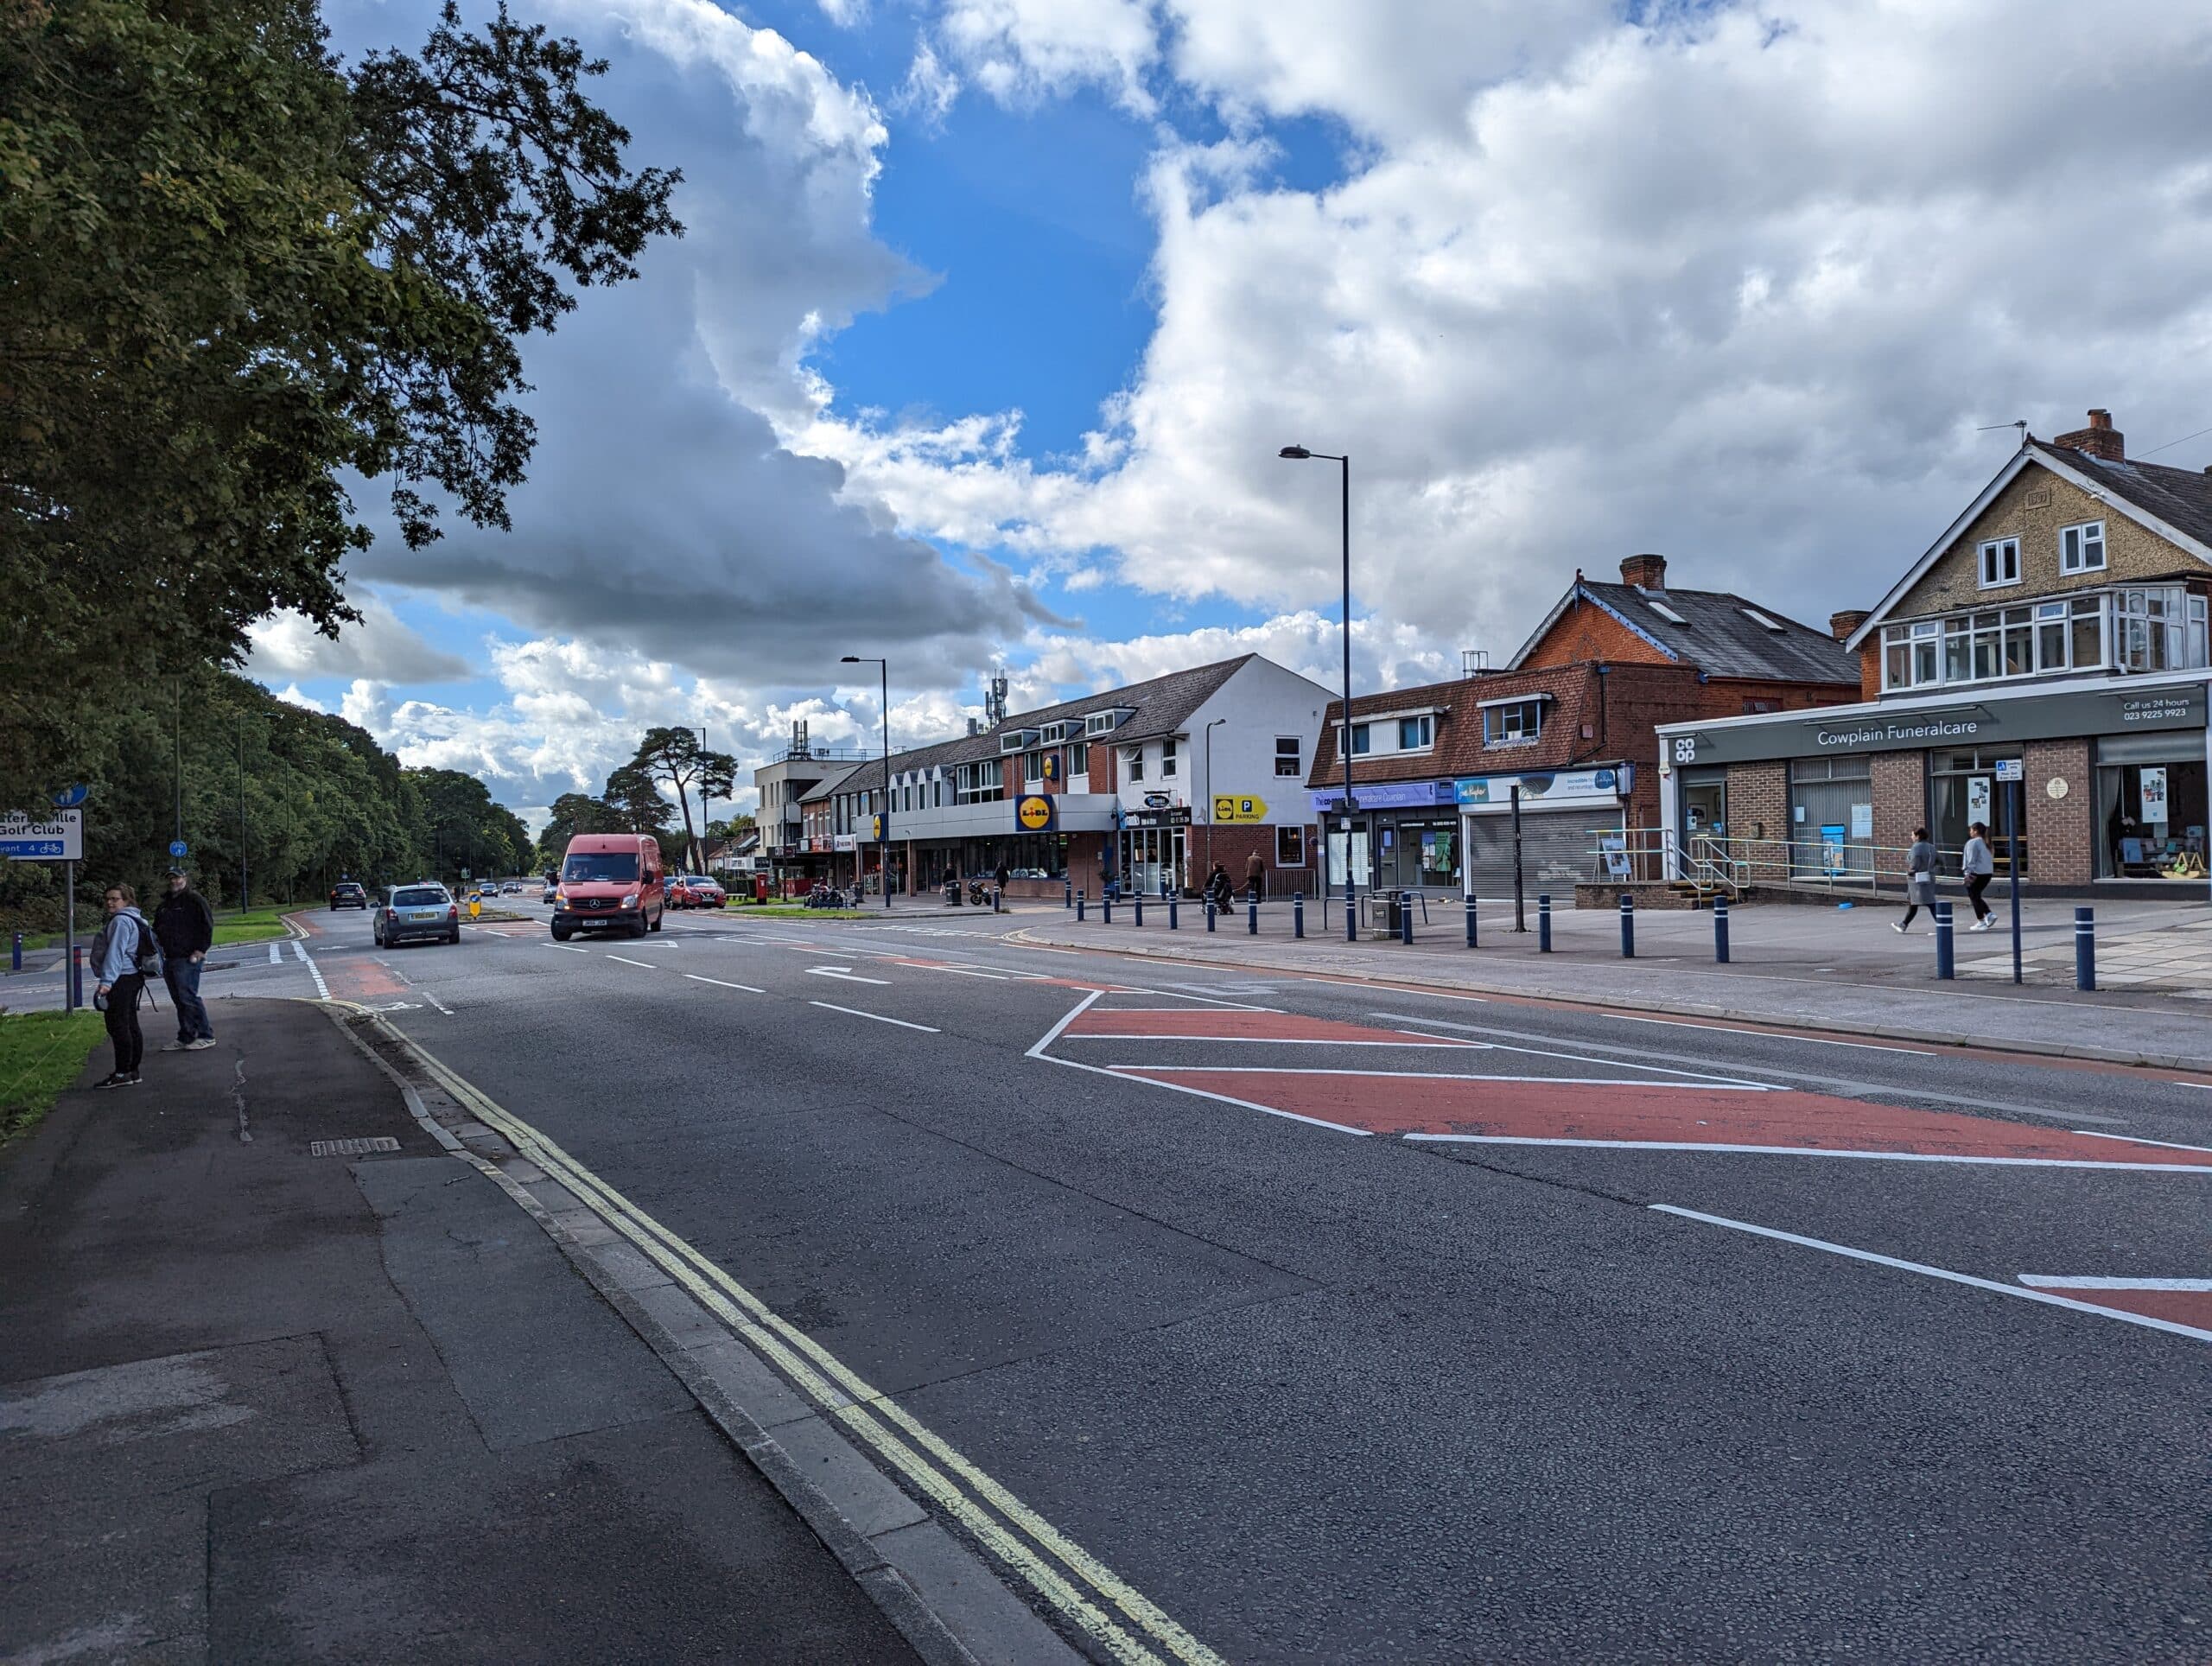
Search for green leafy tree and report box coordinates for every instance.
[0,0,680,813]
[626,727,736,874]
[535,791,622,869]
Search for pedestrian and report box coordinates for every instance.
[91,881,156,1087]
[1206,862,1232,910]
[1961,821,1997,931]
[1893,826,1937,933]
[994,859,1009,899]
[1244,848,1266,904]
[152,867,217,1050]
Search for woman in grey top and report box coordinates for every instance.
[1894,826,1938,934]
[1961,821,1997,930]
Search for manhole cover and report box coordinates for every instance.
[309,1137,403,1158]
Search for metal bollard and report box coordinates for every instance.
[1134,896,1144,927]
[1618,892,1635,958]
[2075,906,2095,992]
[1294,893,1305,938]
[1168,896,1179,930]
[1464,894,1478,948]
[1399,890,1414,945]
[1205,901,1217,933]
[1248,898,1259,935]
[1934,901,1954,980]
[1713,895,1730,963]
[1065,880,1072,909]
[1538,893,1552,952]
[1076,889,1085,922]
[994,886,1003,913]
[1103,895,1113,925]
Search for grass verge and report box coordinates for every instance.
[212,905,305,947]
[0,1011,107,1145]
[728,906,870,919]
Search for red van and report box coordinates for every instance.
[551,833,666,940]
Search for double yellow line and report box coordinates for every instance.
[388,1020,1224,1666]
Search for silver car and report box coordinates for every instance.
[375,882,461,947]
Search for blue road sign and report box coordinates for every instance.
[1993,759,2024,782]
[52,785,88,808]
[168,839,188,857]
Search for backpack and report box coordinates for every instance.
[129,915,164,980]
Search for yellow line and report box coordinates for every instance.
[385,1021,1223,1666]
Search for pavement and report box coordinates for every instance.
[10,900,2210,1661]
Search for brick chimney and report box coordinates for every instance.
[1828,608,1870,642]
[2053,408,2125,461]
[1619,553,1668,591]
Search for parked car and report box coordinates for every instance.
[683,875,726,908]
[551,833,665,940]
[374,883,460,947]
[329,881,368,911]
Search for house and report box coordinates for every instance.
[1656,410,2212,890]
[753,725,868,893]
[1308,556,1860,895]
[826,655,1333,898]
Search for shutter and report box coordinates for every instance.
[1464,809,1620,895]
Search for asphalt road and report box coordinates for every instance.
[236,902,2212,1660]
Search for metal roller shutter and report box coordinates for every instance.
[1463,810,1621,895]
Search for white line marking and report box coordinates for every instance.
[604,954,657,969]
[807,1000,938,1032]
[2069,1129,2212,1156]
[422,991,454,1015]
[1364,1013,1783,1091]
[1611,1014,1933,1055]
[547,943,589,953]
[1027,989,1103,1059]
[896,962,1011,980]
[1067,1033,1479,1047]
[1300,977,1489,1002]
[1651,1204,2212,1343]
[268,942,282,964]
[1136,1069,1768,1088]
[685,973,766,994]
[2018,1275,2212,1291]
[290,938,329,1000]
[807,966,891,985]
[1415,1135,2212,1168]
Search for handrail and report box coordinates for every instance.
[1596,827,2015,891]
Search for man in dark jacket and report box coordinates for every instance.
[152,867,216,1049]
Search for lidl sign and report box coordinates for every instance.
[1211,793,1268,823]
[1015,793,1057,832]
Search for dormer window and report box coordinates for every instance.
[1977,537,2020,589]
[2060,520,2106,574]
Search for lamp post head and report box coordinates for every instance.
[1278,445,1312,460]
[840,655,861,664]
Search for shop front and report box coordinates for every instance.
[1312,779,1460,894]
[1455,766,1635,895]
[1119,805,1192,897]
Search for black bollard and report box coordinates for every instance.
[1205,901,1217,933]
[1065,880,1072,909]
[2075,906,2095,992]
[1133,896,1144,927]
[1618,892,1635,958]
[1248,898,1258,935]
[1464,893,1477,948]
[1294,892,1305,938]
[1103,895,1113,926]
[1934,900,1954,980]
[1399,890,1414,944]
[1713,894,1730,963]
[1538,893,1552,953]
[1169,896,1179,930]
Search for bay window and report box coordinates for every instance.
[1882,588,2201,691]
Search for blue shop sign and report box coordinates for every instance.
[1309,779,1459,812]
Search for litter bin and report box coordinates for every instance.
[1359,893,1402,940]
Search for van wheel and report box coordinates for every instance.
[551,924,572,942]
[648,909,663,933]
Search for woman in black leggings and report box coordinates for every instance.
[92,881,151,1087]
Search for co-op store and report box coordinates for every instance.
[1654,671,2211,889]
[1313,766,1637,896]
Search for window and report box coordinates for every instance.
[1070,741,1089,777]
[1021,752,1040,783]
[1274,737,1300,778]
[1977,537,2020,588]
[1348,723,1372,755]
[1742,697,1780,714]
[1648,600,1688,625]
[1483,700,1544,745]
[2060,520,2106,574]
[1124,746,1144,782]
[1397,715,1434,750]
[2113,585,2208,673]
[955,760,1003,804]
[1160,739,1178,778]
[1275,825,1307,868]
[1739,607,1786,632]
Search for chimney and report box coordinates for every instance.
[2052,408,2125,462]
[1619,553,1667,591]
[1828,608,1870,643]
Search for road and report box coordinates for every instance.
[213,902,2212,1658]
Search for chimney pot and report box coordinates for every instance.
[1828,608,1872,643]
[2053,407,2126,461]
[1619,553,1668,591]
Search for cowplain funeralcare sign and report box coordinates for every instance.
[1665,685,2208,767]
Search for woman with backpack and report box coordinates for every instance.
[91,881,157,1088]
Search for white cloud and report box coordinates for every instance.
[272,684,328,713]
[896,39,962,127]
[931,0,1158,112]
[246,588,471,685]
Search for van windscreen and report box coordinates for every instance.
[563,851,639,883]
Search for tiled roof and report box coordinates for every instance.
[2027,441,2212,554]
[1543,583,1861,684]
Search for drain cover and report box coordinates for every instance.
[309,1136,403,1158]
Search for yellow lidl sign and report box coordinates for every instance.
[1212,793,1268,823]
[1015,793,1057,831]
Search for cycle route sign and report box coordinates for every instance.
[0,809,83,861]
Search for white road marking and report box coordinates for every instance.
[1366,1013,1844,1092]
[422,991,454,1015]
[1071,1033,1484,1047]
[267,942,282,964]
[2018,1275,2212,1291]
[807,1000,938,1032]
[806,965,890,985]
[2069,1129,2212,1156]
[604,954,657,969]
[547,944,589,954]
[1611,1014,1933,1055]
[1651,1204,2212,1344]
[290,938,329,1000]
[685,974,766,994]
[1419,1136,2212,1169]
[1138,1068,1767,1088]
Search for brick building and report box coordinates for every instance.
[1656,410,2212,893]
[1308,556,1861,895]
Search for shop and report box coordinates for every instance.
[1656,672,2212,893]
[1312,779,1460,894]
[1119,806,1192,896]
[1455,766,1636,895]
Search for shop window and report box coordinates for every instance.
[1483,701,1544,746]
[1977,537,2019,588]
[2096,734,2209,878]
[1398,715,1434,750]
[1931,748,2024,876]
[1786,757,1875,881]
[1275,737,1301,777]
[1275,825,1307,867]
[2060,519,2106,574]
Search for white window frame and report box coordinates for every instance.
[1396,715,1434,752]
[1481,700,1546,747]
[1025,751,1043,784]
[1977,536,2020,590]
[1160,738,1178,778]
[2059,519,2107,575]
[1124,745,1144,782]
[1274,737,1300,778]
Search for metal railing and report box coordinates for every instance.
[1600,828,1998,894]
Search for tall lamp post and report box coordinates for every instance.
[1203,716,1226,886]
[841,656,893,909]
[1279,445,1358,940]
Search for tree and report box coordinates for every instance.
[601,762,678,845]
[0,0,679,812]
[535,791,620,870]
[626,727,736,874]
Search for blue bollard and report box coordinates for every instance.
[1713,895,1730,963]
[1294,892,1305,938]
[2075,906,2095,992]
[1935,901,1955,980]
[1464,894,1477,948]
[1103,895,1113,925]
[1618,892,1635,958]
[1134,896,1144,927]
[1205,901,1217,933]
[1538,893,1552,953]
[1168,896,1179,930]
[1248,898,1258,935]
[1076,889,1085,922]
[1399,890,1414,944]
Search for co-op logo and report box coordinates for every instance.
[1672,737,1698,764]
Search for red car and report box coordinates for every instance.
[668,875,726,909]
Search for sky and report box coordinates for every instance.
[249,0,2212,832]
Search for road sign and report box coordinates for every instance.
[52,785,88,808]
[0,810,83,862]
[1212,793,1269,823]
[1015,793,1057,832]
[468,899,481,919]
[168,838,188,857]
[1994,759,2024,782]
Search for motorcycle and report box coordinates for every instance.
[966,876,992,907]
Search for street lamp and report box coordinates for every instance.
[1279,444,1358,941]
[1204,716,1226,887]
[841,656,893,909]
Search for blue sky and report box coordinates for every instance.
[248,1,2212,824]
